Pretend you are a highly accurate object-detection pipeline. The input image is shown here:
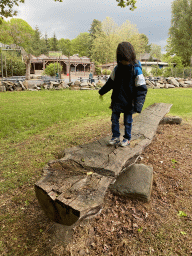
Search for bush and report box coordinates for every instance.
[151,65,163,77]
[102,69,111,75]
[142,68,149,77]
[163,67,172,77]
[106,69,112,75]
[95,66,101,75]
[102,69,107,75]
[43,63,62,77]
[162,67,192,78]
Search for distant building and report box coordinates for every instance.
[98,53,169,74]
[31,54,95,76]
[139,53,161,62]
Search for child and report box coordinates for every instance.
[99,41,148,147]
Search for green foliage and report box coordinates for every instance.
[58,38,71,56]
[94,61,102,75]
[0,51,26,76]
[150,44,162,60]
[140,34,151,53]
[0,0,24,19]
[95,66,101,75]
[0,18,35,50]
[178,211,187,217]
[162,67,172,77]
[90,17,147,64]
[168,0,192,66]
[71,32,91,57]
[49,33,59,51]
[89,19,102,40]
[43,63,62,77]
[116,0,137,10]
[142,68,149,77]
[162,66,192,78]
[162,54,183,68]
[27,26,43,56]
[102,69,111,75]
[151,65,163,77]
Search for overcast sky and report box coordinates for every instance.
[15,0,173,53]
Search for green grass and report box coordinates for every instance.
[0,89,111,142]
[144,88,192,118]
[0,88,192,143]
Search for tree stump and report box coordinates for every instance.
[35,103,172,226]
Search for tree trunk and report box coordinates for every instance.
[25,55,31,80]
[35,103,172,226]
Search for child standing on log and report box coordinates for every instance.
[99,42,148,147]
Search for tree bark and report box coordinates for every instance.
[25,54,31,80]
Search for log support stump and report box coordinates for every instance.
[35,103,172,226]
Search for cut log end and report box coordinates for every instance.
[35,160,113,225]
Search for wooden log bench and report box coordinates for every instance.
[35,103,172,226]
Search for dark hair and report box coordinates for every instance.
[116,42,136,65]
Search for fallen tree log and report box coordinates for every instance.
[35,103,172,226]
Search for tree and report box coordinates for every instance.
[58,38,71,56]
[49,33,59,51]
[90,17,148,64]
[167,0,192,66]
[0,0,24,20]
[40,33,50,55]
[6,18,35,50]
[0,18,13,44]
[89,19,102,40]
[140,34,151,53]
[28,26,42,56]
[149,44,161,61]
[89,19,102,58]
[71,32,91,57]
[0,0,63,19]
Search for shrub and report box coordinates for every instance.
[43,63,62,77]
[142,68,149,77]
[95,66,101,75]
[102,69,111,75]
[106,69,112,75]
[102,69,107,75]
[150,65,163,77]
[163,67,172,77]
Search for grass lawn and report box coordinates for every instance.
[0,88,192,255]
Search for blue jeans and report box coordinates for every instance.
[111,112,133,140]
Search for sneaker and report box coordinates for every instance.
[120,139,130,147]
[108,137,120,145]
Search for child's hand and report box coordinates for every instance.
[99,95,103,101]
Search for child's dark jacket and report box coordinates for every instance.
[99,61,147,114]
